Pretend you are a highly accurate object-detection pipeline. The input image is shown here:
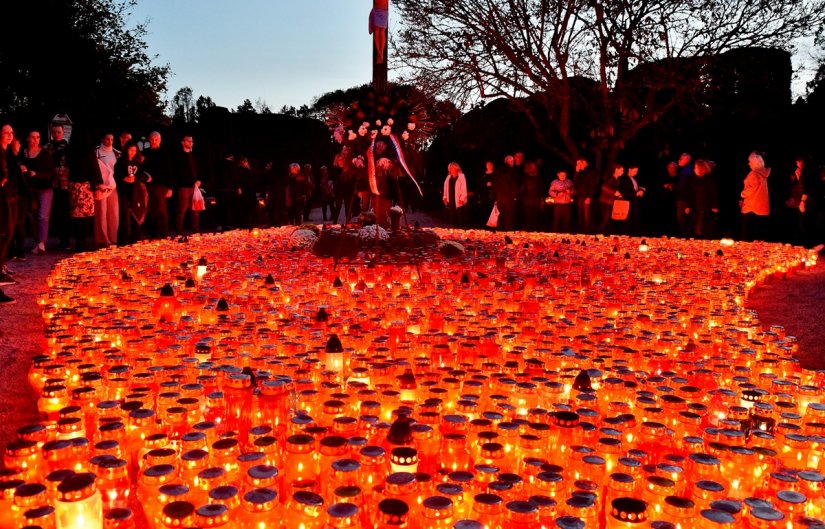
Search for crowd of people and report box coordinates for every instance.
[2,120,824,305]
[441,150,824,247]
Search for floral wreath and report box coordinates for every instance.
[326,85,435,197]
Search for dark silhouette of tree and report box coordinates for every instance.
[235,99,257,114]
[393,0,825,172]
[279,105,298,117]
[195,96,216,121]
[0,0,169,128]
[254,98,272,114]
[171,87,196,126]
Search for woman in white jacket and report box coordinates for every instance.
[443,162,468,227]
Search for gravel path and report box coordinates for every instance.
[0,250,67,450]
[746,255,825,370]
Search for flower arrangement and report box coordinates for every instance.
[439,240,466,257]
[326,84,433,147]
[358,224,390,242]
[290,228,319,248]
[326,85,439,199]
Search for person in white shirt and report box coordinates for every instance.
[94,133,120,246]
[443,162,468,227]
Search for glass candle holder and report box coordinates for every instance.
[239,488,281,529]
[159,500,195,528]
[55,472,103,529]
[327,501,362,528]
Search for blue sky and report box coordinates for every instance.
[129,0,381,111]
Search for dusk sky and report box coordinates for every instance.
[129,1,818,112]
[129,0,383,111]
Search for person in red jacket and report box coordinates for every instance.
[740,151,771,241]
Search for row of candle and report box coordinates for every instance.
[3,227,819,528]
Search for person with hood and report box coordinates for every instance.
[740,151,771,241]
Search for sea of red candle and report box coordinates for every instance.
[1,227,821,528]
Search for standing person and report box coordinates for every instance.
[317,165,334,222]
[597,164,624,234]
[66,130,102,252]
[215,153,238,230]
[0,124,19,300]
[492,155,518,231]
[442,162,468,227]
[142,131,172,239]
[263,161,287,227]
[684,159,719,238]
[519,161,544,231]
[330,153,354,225]
[9,136,30,262]
[301,163,315,222]
[675,152,693,237]
[20,130,55,255]
[173,135,201,235]
[547,168,576,233]
[573,157,598,233]
[783,155,810,245]
[286,163,309,226]
[656,161,679,236]
[740,151,771,242]
[621,164,646,235]
[114,141,147,245]
[236,156,260,229]
[94,133,119,247]
[117,131,132,152]
[477,160,495,228]
[801,159,824,247]
[46,124,72,250]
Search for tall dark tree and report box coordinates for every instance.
[0,0,169,129]
[393,0,825,172]
[171,86,196,126]
[235,99,257,114]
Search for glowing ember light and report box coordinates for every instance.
[12,228,819,528]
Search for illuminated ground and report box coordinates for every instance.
[1,223,824,527]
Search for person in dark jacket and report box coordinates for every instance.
[330,152,355,225]
[491,155,519,231]
[173,135,201,235]
[0,124,20,299]
[46,124,72,250]
[573,157,598,233]
[597,164,624,234]
[20,130,55,255]
[684,159,719,238]
[236,157,261,229]
[67,129,103,252]
[142,131,172,239]
[215,153,238,230]
[114,141,148,245]
[519,160,544,231]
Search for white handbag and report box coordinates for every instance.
[486,203,500,228]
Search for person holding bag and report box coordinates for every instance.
[174,135,201,235]
[597,163,625,234]
[67,129,102,252]
[94,133,119,247]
